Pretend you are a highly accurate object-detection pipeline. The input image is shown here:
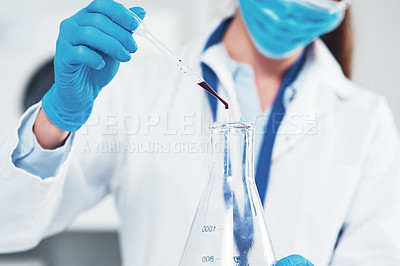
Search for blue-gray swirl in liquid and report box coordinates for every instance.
[223,133,254,265]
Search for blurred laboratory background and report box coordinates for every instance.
[0,0,399,265]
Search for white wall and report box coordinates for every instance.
[351,0,400,128]
[0,0,89,132]
[1,0,399,231]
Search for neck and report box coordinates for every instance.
[223,13,302,111]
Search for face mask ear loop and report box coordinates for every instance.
[300,0,351,13]
[335,0,352,14]
[344,0,352,9]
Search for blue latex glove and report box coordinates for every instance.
[42,1,146,132]
[276,254,314,266]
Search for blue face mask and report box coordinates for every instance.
[238,0,349,59]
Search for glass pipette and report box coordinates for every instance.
[130,11,229,109]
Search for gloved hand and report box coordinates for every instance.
[276,254,314,266]
[42,0,146,132]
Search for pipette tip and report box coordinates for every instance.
[197,81,230,110]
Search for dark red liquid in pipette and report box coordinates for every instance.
[198,81,229,109]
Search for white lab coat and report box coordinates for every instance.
[1,26,400,265]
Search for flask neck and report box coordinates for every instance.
[210,123,255,183]
[178,122,276,266]
[210,122,257,264]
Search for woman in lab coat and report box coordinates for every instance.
[1,0,400,265]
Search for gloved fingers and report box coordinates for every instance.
[59,41,105,70]
[276,254,314,266]
[84,0,145,32]
[76,12,138,53]
[66,25,131,62]
[129,6,146,21]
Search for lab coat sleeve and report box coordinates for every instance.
[0,94,123,253]
[11,103,73,179]
[330,98,400,265]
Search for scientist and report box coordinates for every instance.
[1,0,400,265]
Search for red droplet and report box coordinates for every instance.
[197,81,229,109]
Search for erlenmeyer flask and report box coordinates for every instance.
[180,122,276,266]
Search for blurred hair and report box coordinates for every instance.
[321,9,353,79]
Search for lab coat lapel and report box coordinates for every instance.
[198,33,351,162]
[200,45,242,122]
[272,40,351,161]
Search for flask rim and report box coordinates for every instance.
[210,122,256,133]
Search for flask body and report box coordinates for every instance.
[180,122,276,266]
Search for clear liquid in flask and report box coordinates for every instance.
[180,122,276,266]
